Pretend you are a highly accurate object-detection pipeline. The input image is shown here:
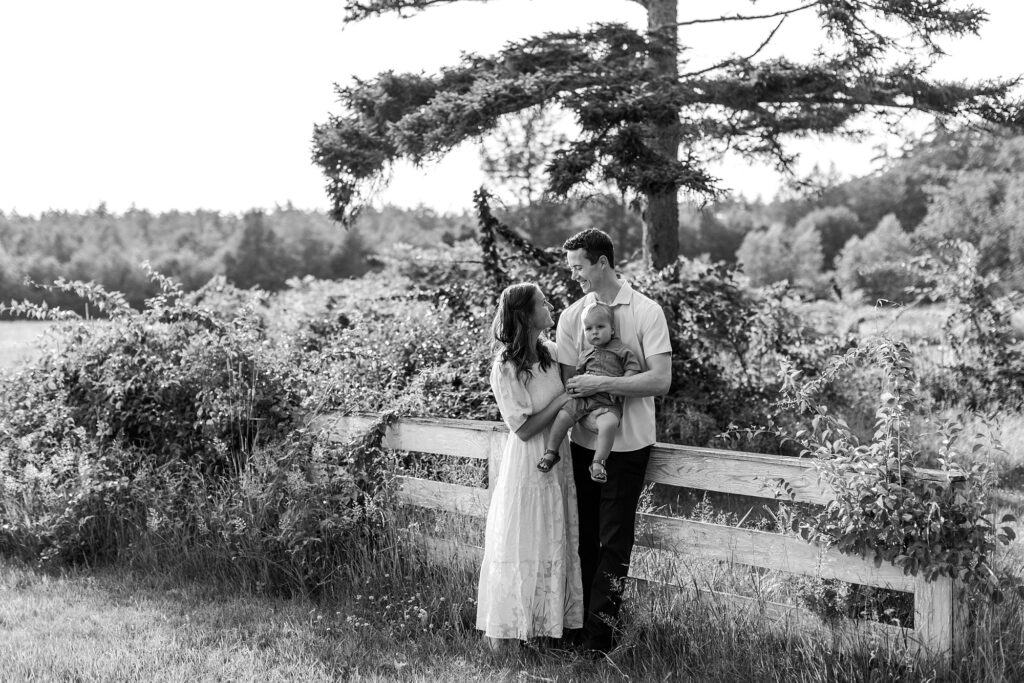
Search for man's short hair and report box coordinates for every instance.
[563,228,614,267]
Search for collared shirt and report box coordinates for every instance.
[556,280,671,451]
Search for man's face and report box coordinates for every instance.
[566,249,603,295]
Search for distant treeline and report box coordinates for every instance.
[678,128,1024,300]
[0,203,481,315]
[4,127,1024,315]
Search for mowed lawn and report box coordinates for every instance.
[0,561,371,681]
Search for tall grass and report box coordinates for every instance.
[4,503,1021,682]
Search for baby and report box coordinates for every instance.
[538,301,641,483]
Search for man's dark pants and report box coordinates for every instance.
[570,440,652,651]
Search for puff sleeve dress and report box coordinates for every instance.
[475,341,584,640]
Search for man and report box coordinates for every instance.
[556,228,672,654]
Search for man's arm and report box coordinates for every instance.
[566,352,671,398]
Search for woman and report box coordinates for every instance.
[476,283,584,649]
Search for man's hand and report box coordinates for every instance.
[566,373,603,397]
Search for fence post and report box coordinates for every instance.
[914,575,958,664]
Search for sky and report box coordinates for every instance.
[1,0,1021,217]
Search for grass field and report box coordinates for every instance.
[0,557,601,682]
[2,530,1021,682]
[0,320,55,370]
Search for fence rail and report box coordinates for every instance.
[315,413,964,662]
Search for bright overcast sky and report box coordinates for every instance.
[1,0,1021,217]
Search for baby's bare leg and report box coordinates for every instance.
[589,412,620,483]
[545,407,576,455]
[539,407,575,472]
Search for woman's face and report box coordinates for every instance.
[529,288,554,332]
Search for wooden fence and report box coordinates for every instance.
[316,413,965,663]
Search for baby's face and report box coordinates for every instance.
[583,314,613,347]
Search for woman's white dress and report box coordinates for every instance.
[476,341,584,640]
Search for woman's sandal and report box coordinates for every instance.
[537,449,561,473]
[589,460,608,484]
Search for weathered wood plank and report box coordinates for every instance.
[636,514,917,593]
[392,477,916,592]
[396,475,490,518]
[646,443,833,504]
[312,414,505,461]
[315,414,955,504]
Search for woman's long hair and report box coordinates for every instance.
[492,283,554,383]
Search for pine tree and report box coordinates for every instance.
[313,0,1022,269]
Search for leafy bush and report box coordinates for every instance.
[914,240,1024,408]
[0,269,397,589]
[3,271,301,471]
[275,269,497,423]
[778,337,1018,601]
[628,260,852,450]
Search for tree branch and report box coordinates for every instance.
[679,17,786,80]
[675,1,821,28]
[343,0,491,22]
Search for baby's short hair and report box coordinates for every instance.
[582,301,615,328]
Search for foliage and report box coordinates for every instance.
[735,221,824,291]
[834,213,920,303]
[2,271,301,470]
[910,241,1024,408]
[915,160,1024,290]
[794,205,865,269]
[271,260,497,425]
[778,337,1018,601]
[0,270,399,590]
[624,260,854,450]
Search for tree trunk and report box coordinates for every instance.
[643,0,680,270]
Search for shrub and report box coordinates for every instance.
[629,260,852,450]
[913,240,1024,408]
[275,269,497,422]
[0,268,396,587]
[2,272,301,471]
[778,337,1018,601]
